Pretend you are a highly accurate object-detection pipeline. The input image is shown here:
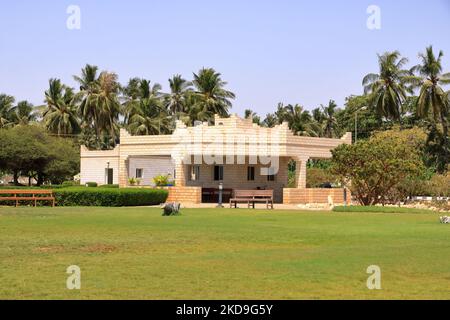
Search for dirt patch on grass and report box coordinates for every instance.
[34,243,117,254]
[81,244,117,253]
[35,245,66,253]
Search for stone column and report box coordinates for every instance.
[118,155,128,188]
[295,156,309,188]
[174,159,186,187]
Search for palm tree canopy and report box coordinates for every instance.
[43,78,80,135]
[165,74,192,117]
[192,68,235,118]
[0,94,15,128]
[11,100,37,125]
[413,46,450,120]
[363,51,415,121]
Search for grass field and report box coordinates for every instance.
[0,206,449,300]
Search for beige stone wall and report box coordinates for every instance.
[184,157,290,203]
[166,186,201,203]
[283,188,346,204]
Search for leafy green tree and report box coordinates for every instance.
[42,137,80,184]
[192,68,235,119]
[0,126,80,185]
[336,95,382,141]
[0,126,52,185]
[363,51,415,122]
[43,79,80,135]
[0,94,15,128]
[11,100,37,125]
[331,128,426,205]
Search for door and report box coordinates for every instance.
[106,168,113,185]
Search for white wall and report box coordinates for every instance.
[80,157,119,185]
[128,156,175,186]
[80,146,120,185]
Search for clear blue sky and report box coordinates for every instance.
[1,0,449,116]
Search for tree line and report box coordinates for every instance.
[0,45,449,173]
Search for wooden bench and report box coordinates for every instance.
[230,190,274,209]
[0,190,55,207]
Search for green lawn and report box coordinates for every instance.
[0,206,449,300]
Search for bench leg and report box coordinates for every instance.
[16,200,18,207]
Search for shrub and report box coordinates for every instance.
[331,128,425,205]
[153,174,174,187]
[54,188,168,207]
[62,181,79,188]
[85,182,98,188]
[128,177,136,186]
[332,206,434,214]
[101,184,119,188]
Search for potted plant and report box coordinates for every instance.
[128,177,136,186]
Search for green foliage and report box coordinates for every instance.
[54,188,168,206]
[153,174,174,187]
[306,168,336,188]
[332,206,434,214]
[62,181,79,187]
[84,182,98,187]
[0,126,79,185]
[128,177,136,186]
[331,128,426,205]
[101,184,119,188]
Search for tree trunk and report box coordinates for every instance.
[13,170,19,185]
[36,172,44,186]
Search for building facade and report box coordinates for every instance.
[80,114,352,204]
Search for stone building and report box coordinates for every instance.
[80,114,352,204]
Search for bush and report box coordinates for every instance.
[153,174,174,187]
[332,206,434,214]
[54,187,168,207]
[128,177,136,186]
[101,184,119,188]
[84,182,98,188]
[62,181,79,188]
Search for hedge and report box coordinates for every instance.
[54,188,168,207]
[332,206,434,214]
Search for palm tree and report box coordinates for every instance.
[123,78,162,123]
[244,109,260,124]
[125,78,169,135]
[192,68,235,119]
[363,51,414,122]
[74,65,121,140]
[11,100,37,125]
[282,104,317,136]
[263,113,277,128]
[74,64,100,130]
[321,100,339,138]
[0,94,15,128]
[413,47,450,130]
[43,79,80,135]
[412,46,450,172]
[165,75,192,119]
